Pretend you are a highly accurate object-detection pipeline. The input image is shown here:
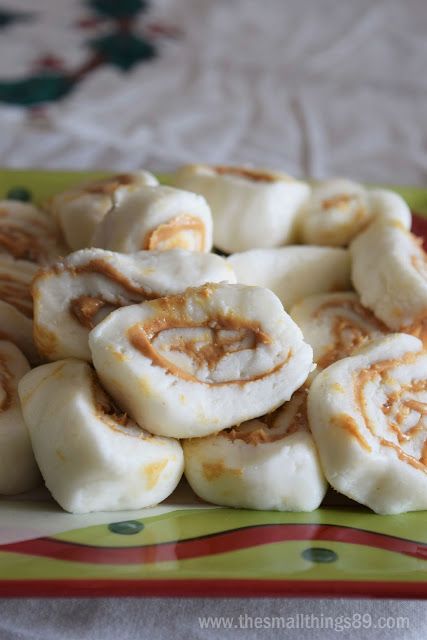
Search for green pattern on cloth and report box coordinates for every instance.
[0,74,74,106]
[0,0,161,106]
[0,8,31,28]
[88,33,156,71]
[86,0,149,19]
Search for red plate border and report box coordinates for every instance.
[0,578,426,599]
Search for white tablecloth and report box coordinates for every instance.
[0,0,426,186]
[0,0,426,637]
[0,597,426,639]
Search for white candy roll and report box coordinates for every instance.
[18,359,184,514]
[93,185,212,253]
[228,246,351,309]
[350,219,427,335]
[299,179,411,247]
[0,300,38,364]
[299,179,370,246]
[48,171,158,251]
[0,257,38,362]
[183,388,327,511]
[173,164,310,253]
[89,283,313,439]
[368,188,412,228]
[0,200,67,264]
[0,256,36,319]
[33,248,235,362]
[308,333,427,514]
[0,255,38,363]
[0,340,40,494]
[290,292,388,370]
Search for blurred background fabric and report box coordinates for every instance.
[0,0,426,184]
[1,1,427,639]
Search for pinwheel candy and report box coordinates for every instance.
[0,340,40,494]
[0,256,38,362]
[93,185,213,253]
[184,388,327,511]
[308,334,427,514]
[350,219,427,334]
[18,359,184,513]
[173,164,310,253]
[89,283,314,438]
[48,171,158,251]
[0,200,67,263]
[290,292,388,370]
[299,179,411,247]
[33,248,236,361]
[228,246,351,309]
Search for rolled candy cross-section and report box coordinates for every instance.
[0,255,36,317]
[93,185,213,253]
[0,340,41,494]
[299,179,411,247]
[350,219,427,337]
[47,171,158,251]
[0,301,38,364]
[173,164,310,253]
[183,388,327,511]
[32,248,236,362]
[290,292,388,370]
[308,333,427,514]
[0,256,38,362]
[18,359,184,513]
[0,200,67,264]
[89,283,314,439]
[228,246,351,310]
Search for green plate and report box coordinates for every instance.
[0,168,426,599]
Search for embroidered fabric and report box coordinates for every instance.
[0,0,425,185]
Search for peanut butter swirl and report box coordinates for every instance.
[0,204,63,264]
[65,259,158,297]
[321,193,358,211]
[313,298,387,369]
[143,215,205,251]
[90,371,144,438]
[214,166,289,183]
[48,258,158,328]
[56,174,137,205]
[349,353,427,473]
[0,274,33,317]
[0,357,13,413]
[319,192,369,228]
[223,387,308,445]
[0,226,47,262]
[84,174,135,195]
[70,296,108,329]
[127,285,289,386]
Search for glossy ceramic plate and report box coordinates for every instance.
[0,168,427,599]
